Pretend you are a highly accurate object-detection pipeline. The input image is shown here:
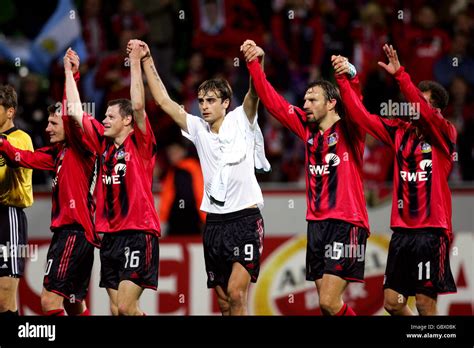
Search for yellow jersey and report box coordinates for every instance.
[0,127,33,208]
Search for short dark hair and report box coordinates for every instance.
[107,99,134,119]
[306,80,344,117]
[47,104,58,115]
[0,85,18,110]
[418,80,449,110]
[197,79,232,108]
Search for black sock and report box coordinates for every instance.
[0,310,19,317]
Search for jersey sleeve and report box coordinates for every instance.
[338,75,366,141]
[132,112,156,159]
[394,66,457,155]
[61,72,97,155]
[247,59,306,140]
[182,114,207,143]
[0,139,56,170]
[81,112,105,153]
[336,74,399,147]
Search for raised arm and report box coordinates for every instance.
[64,48,85,130]
[243,45,306,140]
[241,40,264,124]
[334,68,397,147]
[64,48,103,152]
[128,41,147,134]
[378,44,457,155]
[132,40,188,132]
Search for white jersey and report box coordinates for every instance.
[183,105,264,214]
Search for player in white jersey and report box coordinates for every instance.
[128,39,268,315]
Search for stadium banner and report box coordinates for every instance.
[18,233,472,315]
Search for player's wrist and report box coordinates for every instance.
[141,52,151,63]
[347,62,357,79]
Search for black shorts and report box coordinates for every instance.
[0,205,28,278]
[203,208,264,289]
[43,226,94,302]
[99,231,159,290]
[383,228,457,298]
[306,219,368,283]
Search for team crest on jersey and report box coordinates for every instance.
[420,142,432,153]
[115,149,126,160]
[327,132,338,146]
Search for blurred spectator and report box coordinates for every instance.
[434,33,474,87]
[319,0,356,80]
[398,5,451,83]
[135,0,181,92]
[16,74,50,184]
[362,134,393,206]
[444,76,474,181]
[182,51,206,114]
[191,0,264,72]
[94,30,134,120]
[271,0,324,96]
[352,2,388,85]
[111,0,149,41]
[81,0,108,114]
[159,141,205,235]
[262,114,286,181]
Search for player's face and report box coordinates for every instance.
[0,105,14,130]
[303,86,330,123]
[45,113,65,143]
[198,90,229,125]
[422,90,434,109]
[103,105,131,138]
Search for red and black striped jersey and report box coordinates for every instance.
[0,116,100,246]
[81,113,161,237]
[247,60,370,230]
[337,67,457,241]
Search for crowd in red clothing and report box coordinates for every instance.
[0,0,473,190]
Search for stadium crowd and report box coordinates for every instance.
[0,0,473,192]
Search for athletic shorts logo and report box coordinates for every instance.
[208,271,215,282]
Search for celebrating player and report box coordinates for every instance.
[134,39,269,315]
[334,44,457,315]
[64,44,160,316]
[0,85,33,317]
[243,40,369,316]
[0,96,99,317]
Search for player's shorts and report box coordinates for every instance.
[306,219,368,283]
[383,228,457,298]
[0,205,28,278]
[43,225,94,302]
[99,231,159,290]
[203,208,264,289]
